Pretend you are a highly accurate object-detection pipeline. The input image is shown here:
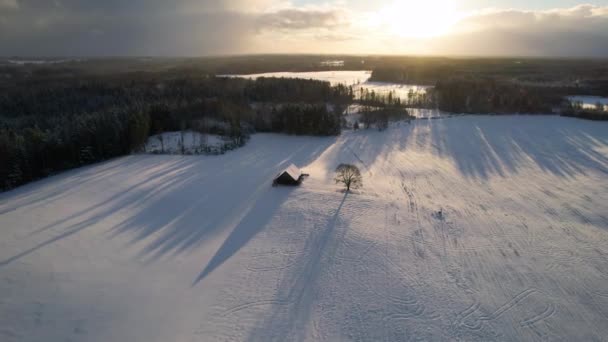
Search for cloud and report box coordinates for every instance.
[431,5,608,57]
[176,0,286,13]
[455,4,608,33]
[256,8,348,31]
[0,2,607,57]
[0,0,351,56]
[0,0,18,10]
[0,0,266,56]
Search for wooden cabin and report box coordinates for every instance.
[273,164,304,186]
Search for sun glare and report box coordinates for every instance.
[373,0,462,38]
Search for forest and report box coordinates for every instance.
[0,72,353,191]
[428,79,562,114]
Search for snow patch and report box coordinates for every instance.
[144,131,227,155]
[567,95,608,110]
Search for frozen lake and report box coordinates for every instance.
[220,70,432,101]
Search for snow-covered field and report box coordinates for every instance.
[220,70,431,101]
[1,116,608,341]
[3,59,83,65]
[568,96,608,110]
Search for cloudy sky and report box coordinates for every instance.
[1,0,608,57]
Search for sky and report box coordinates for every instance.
[1,0,608,57]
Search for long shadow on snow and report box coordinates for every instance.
[314,126,413,182]
[109,135,336,264]
[418,116,608,179]
[193,186,298,284]
[0,135,336,269]
[245,192,348,342]
[0,155,164,216]
[0,158,197,267]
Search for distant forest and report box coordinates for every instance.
[370,67,606,115]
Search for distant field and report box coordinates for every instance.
[1,115,607,341]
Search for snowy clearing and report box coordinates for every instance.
[406,108,454,119]
[343,107,453,127]
[1,116,608,341]
[568,96,608,110]
[220,70,431,101]
[144,131,226,154]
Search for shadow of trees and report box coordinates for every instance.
[0,135,336,270]
[414,116,608,179]
[245,192,349,341]
[193,186,297,284]
[2,115,607,276]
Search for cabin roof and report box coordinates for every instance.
[277,164,301,181]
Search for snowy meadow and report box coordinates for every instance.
[1,115,608,341]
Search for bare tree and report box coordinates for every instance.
[335,164,362,192]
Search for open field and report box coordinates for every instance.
[1,116,608,341]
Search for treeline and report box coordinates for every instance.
[429,79,561,114]
[1,109,150,190]
[0,75,350,119]
[259,104,342,135]
[0,74,353,191]
[245,77,351,104]
[369,67,448,85]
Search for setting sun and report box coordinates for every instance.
[374,0,462,38]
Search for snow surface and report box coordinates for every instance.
[1,116,608,341]
[567,96,608,110]
[320,60,345,67]
[145,131,225,154]
[5,59,82,65]
[220,70,432,101]
[407,108,453,119]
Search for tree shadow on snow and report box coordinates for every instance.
[0,155,164,216]
[245,192,349,342]
[0,135,336,271]
[417,116,608,179]
[192,186,298,284]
